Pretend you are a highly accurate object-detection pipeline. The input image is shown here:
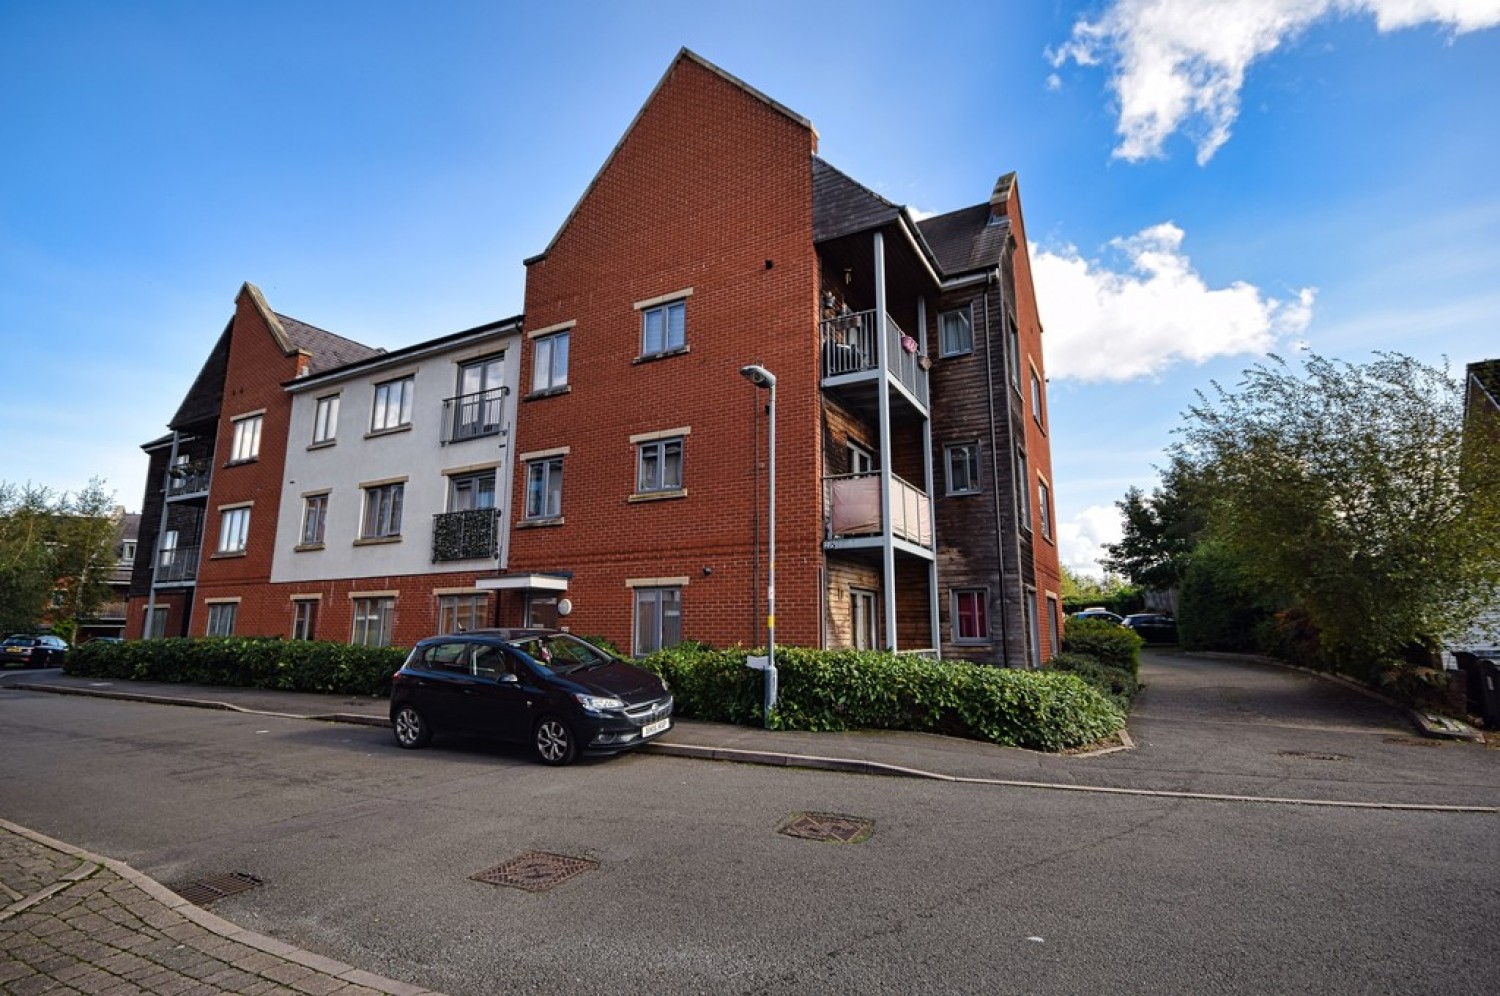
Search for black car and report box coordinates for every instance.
[389,629,674,765]
[2,634,69,668]
[1122,613,1179,644]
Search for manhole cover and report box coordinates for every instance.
[1277,750,1349,761]
[471,851,598,892]
[777,812,874,844]
[1384,736,1445,747]
[167,872,262,906]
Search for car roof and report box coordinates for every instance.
[417,628,559,644]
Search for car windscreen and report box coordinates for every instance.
[1,637,33,647]
[509,634,613,673]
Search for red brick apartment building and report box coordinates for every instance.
[127,50,1062,666]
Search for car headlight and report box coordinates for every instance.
[574,693,625,713]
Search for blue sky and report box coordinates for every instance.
[3,0,1497,576]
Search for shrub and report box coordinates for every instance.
[1061,618,1144,677]
[1049,651,1139,710]
[65,637,405,697]
[635,645,1124,752]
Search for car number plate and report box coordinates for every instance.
[640,718,670,739]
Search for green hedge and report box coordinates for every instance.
[1048,651,1140,710]
[1061,617,1144,677]
[637,645,1124,752]
[64,637,406,697]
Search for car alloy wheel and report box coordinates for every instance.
[392,704,431,749]
[533,715,578,766]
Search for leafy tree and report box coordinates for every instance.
[1101,456,1209,591]
[1059,565,1139,613]
[1175,352,1500,674]
[0,479,119,639]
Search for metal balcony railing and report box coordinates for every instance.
[823,472,933,548]
[819,309,929,407]
[165,461,211,499]
[153,547,200,583]
[432,508,500,562]
[441,387,508,444]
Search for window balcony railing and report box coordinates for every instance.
[441,386,508,444]
[165,460,211,499]
[819,309,929,407]
[432,508,500,562]
[824,472,933,548]
[153,547,200,583]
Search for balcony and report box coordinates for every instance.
[432,508,500,562]
[441,387,508,444]
[824,472,933,549]
[165,461,211,499]
[153,547,200,584]
[820,309,928,408]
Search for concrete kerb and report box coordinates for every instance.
[0,817,444,996]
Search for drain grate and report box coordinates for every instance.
[1277,750,1349,761]
[167,872,262,906]
[471,851,598,893]
[1384,736,1445,747]
[777,812,874,844]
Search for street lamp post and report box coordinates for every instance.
[740,364,777,726]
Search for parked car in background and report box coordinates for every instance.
[1070,608,1125,626]
[1123,613,1179,644]
[2,634,70,668]
[389,629,674,765]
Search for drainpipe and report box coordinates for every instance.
[981,275,1014,665]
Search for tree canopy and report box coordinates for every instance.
[0,479,119,640]
[1173,352,1500,670]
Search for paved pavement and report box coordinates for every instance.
[3,650,1495,993]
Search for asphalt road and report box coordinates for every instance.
[2,658,1497,996]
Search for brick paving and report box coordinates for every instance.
[0,821,441,996]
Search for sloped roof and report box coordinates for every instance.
[811,157,902,243]
[916,203,1013,276]
[168,323,230,431]
[1470,359,1500,413]
[275,312,384,374]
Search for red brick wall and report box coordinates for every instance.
[510,54,822,651]
[192,289,303,636]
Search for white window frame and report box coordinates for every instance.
[144,607,168,638]
[1016,448,1031,531]
[205,602,237,637]
[449,471,497,511]
[532,331,570,393]
[158,529,178,566]
[371,376,414,432]
[944,442,981,496]
[361,483,404,539]
[525,457,563,520]
[952,588,989,644]
[633,586,682,656]
[636,437,684,494]
[291,599,318,640]
[438,593,488,634]
[230,414,262,463]
[351,596,395,647]
[1030,370,1044,428]
[851,587,879,651]
[640,299,686,357]
[218,506,250,554]
[301,493,328,546]
[939,306,973,357]
[1046,594,1061,661]
[848,442,874,475]
[313,394,340,445]
[1038,479,1053,540]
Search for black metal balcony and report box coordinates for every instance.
[820,309,928,407]
[432,508,500,562]
[165,461,211,499]
[441,387,509,444]
[153,547,200,583]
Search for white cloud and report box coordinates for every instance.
[1032,223,1315,382]
[1057,503,1126,578]
[1049,0,1500,163]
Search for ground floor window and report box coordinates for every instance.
[851,588,879,651]
[352,597,395,647]
[292,600,318,641]
[438,593,488,634]
[1025,588,1042,668]
[206,602,237,637]
[633,586,681,656]
[952,588,988,643]
[525,594,559,629]
[1046,594,1061,660]
[144,607,168,638]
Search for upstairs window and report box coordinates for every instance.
[230,414,262,463]
[525,457,563,520]
[218,506,250,554]
[301,493,328,546]
[532,332,570,393]
[641,300,686,357]
[1038,479,1053,540]
[313,395,340,444]
[1030,371,1044,428]
[939,307,972,357]
[636,438,684,494]
[1016,448,1031,531]
[371,376,414,432]
[362,483,404,540]
[449,471,497,511]
[944,442,981,495]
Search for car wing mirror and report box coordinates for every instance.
[498,672,520,685]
